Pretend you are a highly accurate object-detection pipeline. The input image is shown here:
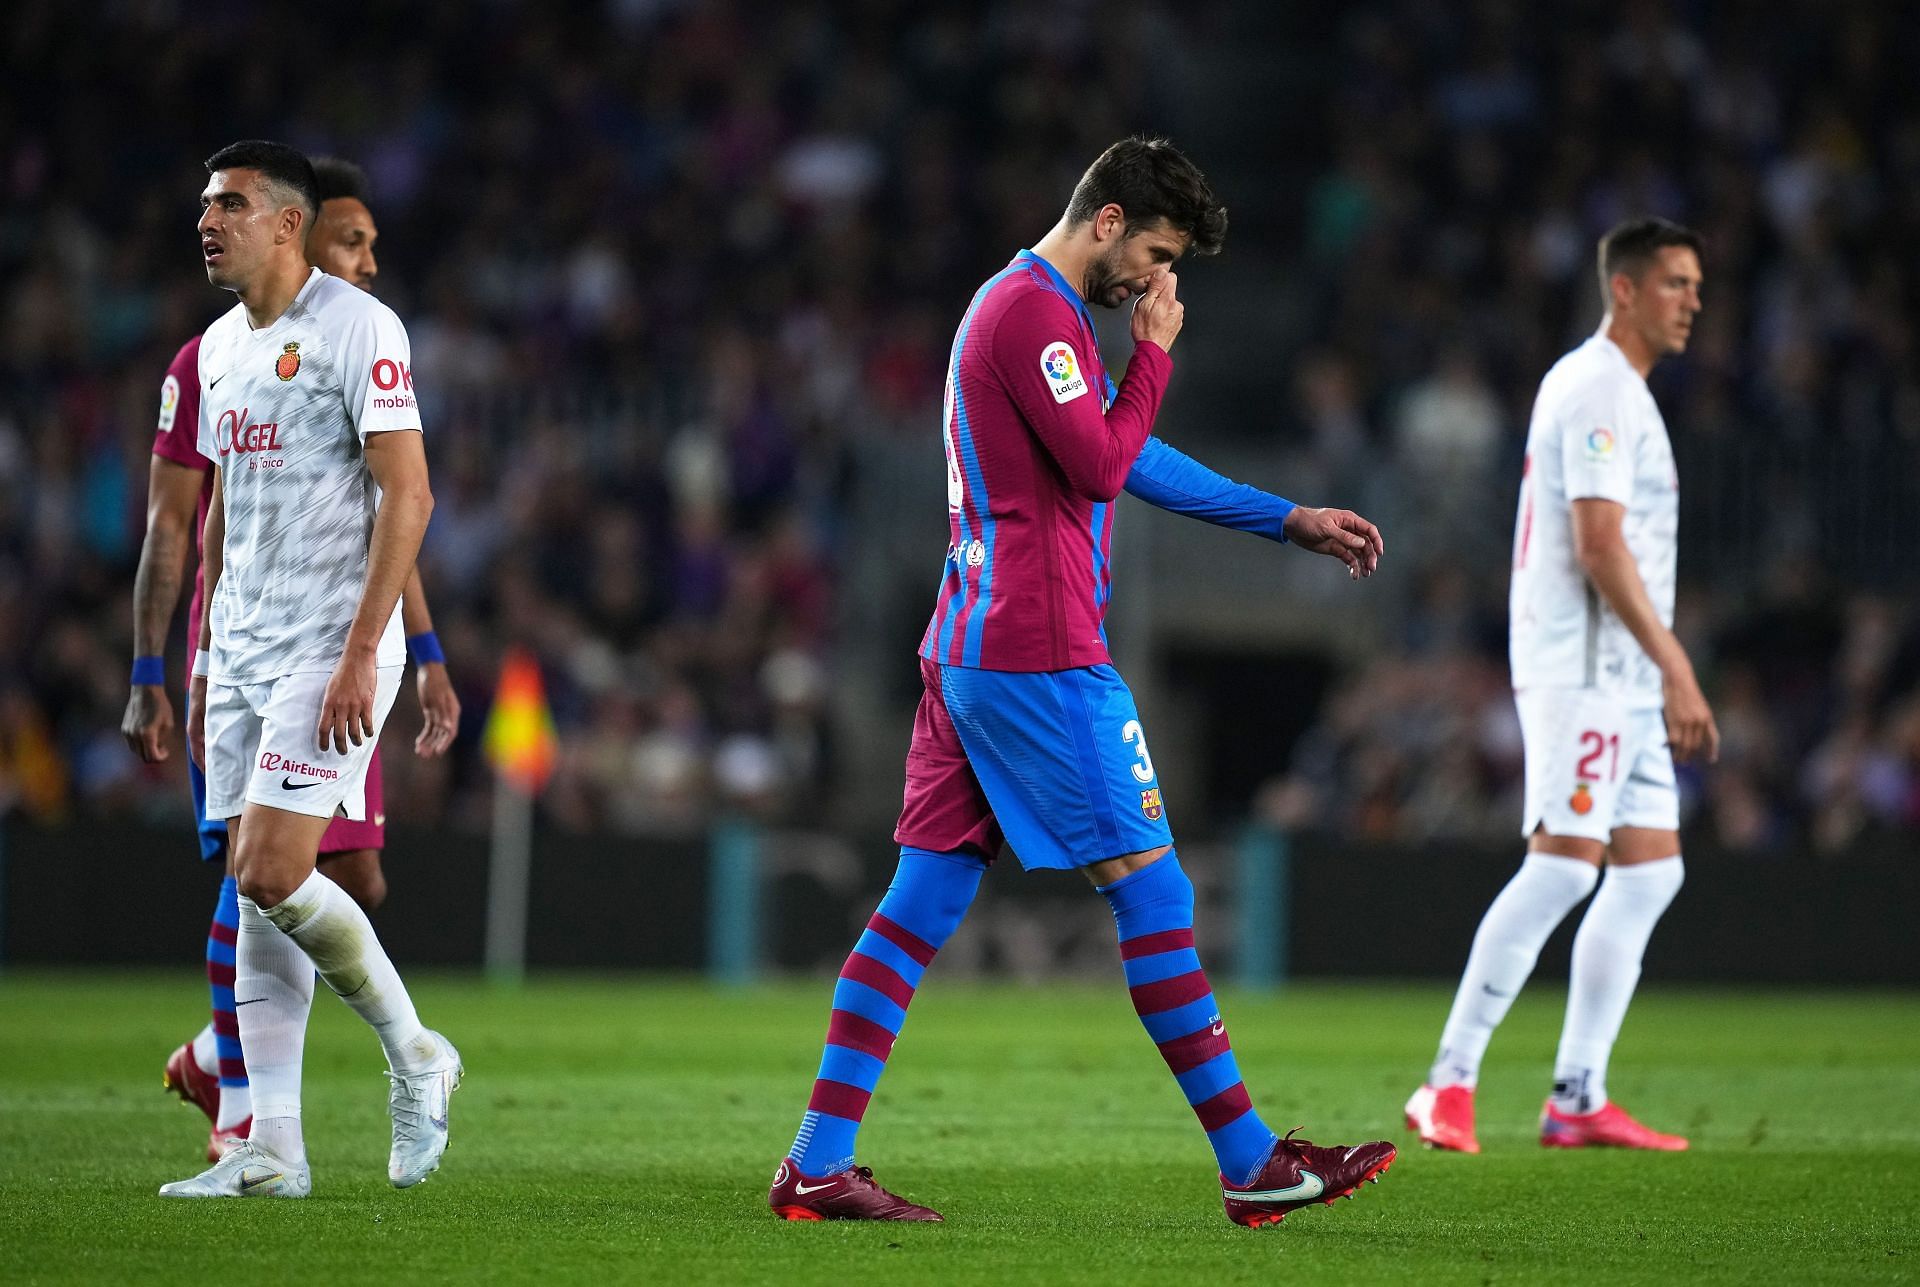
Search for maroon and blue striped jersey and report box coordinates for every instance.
[921,251,1173,671]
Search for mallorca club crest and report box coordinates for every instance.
[1569,782,1594,815]
[274,342,302,381]
[1140,787,1164,821]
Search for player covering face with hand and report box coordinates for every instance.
[770,137,1394,1229]
[157,140,460,1200]
[1406,219,1712,1155]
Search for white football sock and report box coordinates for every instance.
[1430,853,1600,1088]
[190,1022,218,1076]
[235,895,314,1167]
[1552,856,1684,1113]
[215,1081,252,1131]
[258,870,437,1075]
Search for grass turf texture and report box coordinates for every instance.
[1,975,1914,1286]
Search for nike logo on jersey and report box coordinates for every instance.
[1481,984,1512,998]
[281,777,324,791]
[793,1180,838,1195]
[209,372,228,389]
[1225,1170,1325,1203]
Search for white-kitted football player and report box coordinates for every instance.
[1407,218,1715,1154]
[160,140,461,1199]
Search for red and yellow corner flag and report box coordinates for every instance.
[482,647,558,793]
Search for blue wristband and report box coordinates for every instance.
[407,631,446,666]
[131,656,165,686]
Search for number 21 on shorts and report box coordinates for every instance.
[1576,729,1620,782]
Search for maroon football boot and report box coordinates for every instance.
[768,1157,943,1222]
[163,1041,219,1124]
[1222,1129,1397,1228]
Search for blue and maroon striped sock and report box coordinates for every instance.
[208,875,250,1127]
[1099,852,1278,1186]
[788,846,985,1177]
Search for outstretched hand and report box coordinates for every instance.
[1283,506,1385,579]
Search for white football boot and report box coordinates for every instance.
[387,1030,463,1188]
[158,1140,310,1198]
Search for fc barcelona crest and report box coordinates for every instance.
[1140,788,1163,821]
[275,342,302,381]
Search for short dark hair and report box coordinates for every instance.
[311,156,369,205]
[203,140,319,220]
[1064,136,1227,257]
[1598,218,1702,302]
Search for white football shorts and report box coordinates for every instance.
[1516,687,1678,842]
[204,666,403,822]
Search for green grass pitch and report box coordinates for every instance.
[1,973,1914,1285]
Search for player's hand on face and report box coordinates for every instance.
[187,676,207,770]
[318,652,378,755]
[1662,667,1719,764]
[1130,267,1184,352]
[413,663,460,758]
[1282,506,1385,579]
[122,684,175,763]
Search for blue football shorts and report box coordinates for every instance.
[894,658,1174,871]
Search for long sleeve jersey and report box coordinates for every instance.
[921,250,1295,671]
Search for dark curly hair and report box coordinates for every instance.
[1064,136,1227,257]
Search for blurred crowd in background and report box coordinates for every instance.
[1253,0,1920,854]
[4,0,1920,856]
[0,0,1179,835]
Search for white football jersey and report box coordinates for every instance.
[1509,333,1678,706]
[198,269,422,683]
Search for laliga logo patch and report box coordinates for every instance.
[966,539,986,567]
[275,342,302,381]
[1584,426,1615,462]
[157,375,180,431]
[1569,782,1594,815]
[1042,342,1087,404]
[1140,787,1164,821]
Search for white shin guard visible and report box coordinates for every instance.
[235,895,315,1164]
[257,870,436,1075]
[1552,855,1684,1112]
[1430,853,1600,1088]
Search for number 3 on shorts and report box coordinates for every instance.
[1122,719,1156,784]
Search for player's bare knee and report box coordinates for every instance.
[1083,844,1176,888]
[1527,829,1606,866]
[234,861,300,909]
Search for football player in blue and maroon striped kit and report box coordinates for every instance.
[770,138,1396,1228]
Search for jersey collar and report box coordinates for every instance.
[1592,329,1647,385]
[1017,249,1097,337]
[245,267,325,335]
[1017,249,1119,405]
